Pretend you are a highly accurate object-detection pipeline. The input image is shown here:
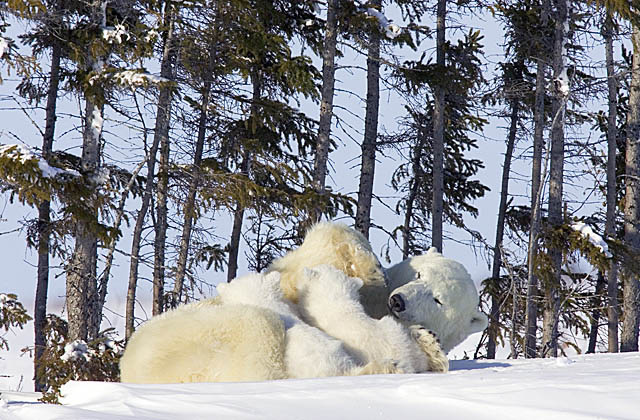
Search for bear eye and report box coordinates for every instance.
[434,297,443,306]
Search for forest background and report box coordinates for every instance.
[0,0,639,399]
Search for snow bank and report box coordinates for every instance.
[2,352,639,419]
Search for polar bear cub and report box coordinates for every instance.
[296,265,447,374]
[216,271,358,379]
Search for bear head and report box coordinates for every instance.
[385,248,488,353]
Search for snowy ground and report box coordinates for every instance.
[2,352,638,420]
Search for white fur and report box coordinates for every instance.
[217,272,358,379]
[267,222,387,318]
[120,302,287,383]
[386,247,489,353]
[297,265,430,374]
[121,226,483,383]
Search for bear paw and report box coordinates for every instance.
[355,359,406,376]
[409,325,449,373]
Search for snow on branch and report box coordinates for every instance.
[113,70,169,87]
[364,6,401,39]
[90,69,170,89]
[0,36,8,58]
[61,340,91,362]
[0,144,79,178]
[102,24,130,44]
[571,222,612,258]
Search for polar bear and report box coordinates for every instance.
[297,265,449,373]
[268,222,487,354]
[385,247,488,353]
[120,269,446,384]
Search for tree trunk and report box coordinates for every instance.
[542,0,569,358]
[431,0,446,253]
[487,100,519,359]
[125,3,175,339]
[621,24,640,353]
[227,73,261,282]
[34,39,61,391]
[67,85,102,342]
[173,85,210,299]
[67,0,108,341]
[227,203,246,282]
[604,14,619,353]
[152,127,170,316]
[587,271,606,353]
[311,0,338,223]
[355,0,381,240]
[524,0,550,359]
[402,130,427,259]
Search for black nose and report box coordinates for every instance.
[389,294,405,313]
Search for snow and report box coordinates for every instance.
[571,222,612,258]
[0,293,9,310]
[0,37,8,58]
[0,144,79,178]
[102,25,129,44]
[0,144,35,164]
[2,352,639,419]
[365,7,402,39]
[60,340,90,362]
[555,3,571,97]
[113,70,169,88]
[144,30,159,43]
[90,107,103,143]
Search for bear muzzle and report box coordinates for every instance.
[388,294,406,315]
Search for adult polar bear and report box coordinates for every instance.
[120,222,486,383]
[120,267,446,383]
[268,222,487,353]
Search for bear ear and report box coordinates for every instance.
[469,310,488,334]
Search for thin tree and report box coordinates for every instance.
[227,73,261,283]
[355,0,381,239]
[173,83,210,299]
[603,12,619,353]
[34,24,62,392]
[432,0,446,252]
[541,0,570,358]
[487,97,519,359]
[525,0,551,359]
[621,21,640,353]
[125,0,176,338]
[65,0,109,341]
[311,0,338,223]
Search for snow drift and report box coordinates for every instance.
[2,352,639,420]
